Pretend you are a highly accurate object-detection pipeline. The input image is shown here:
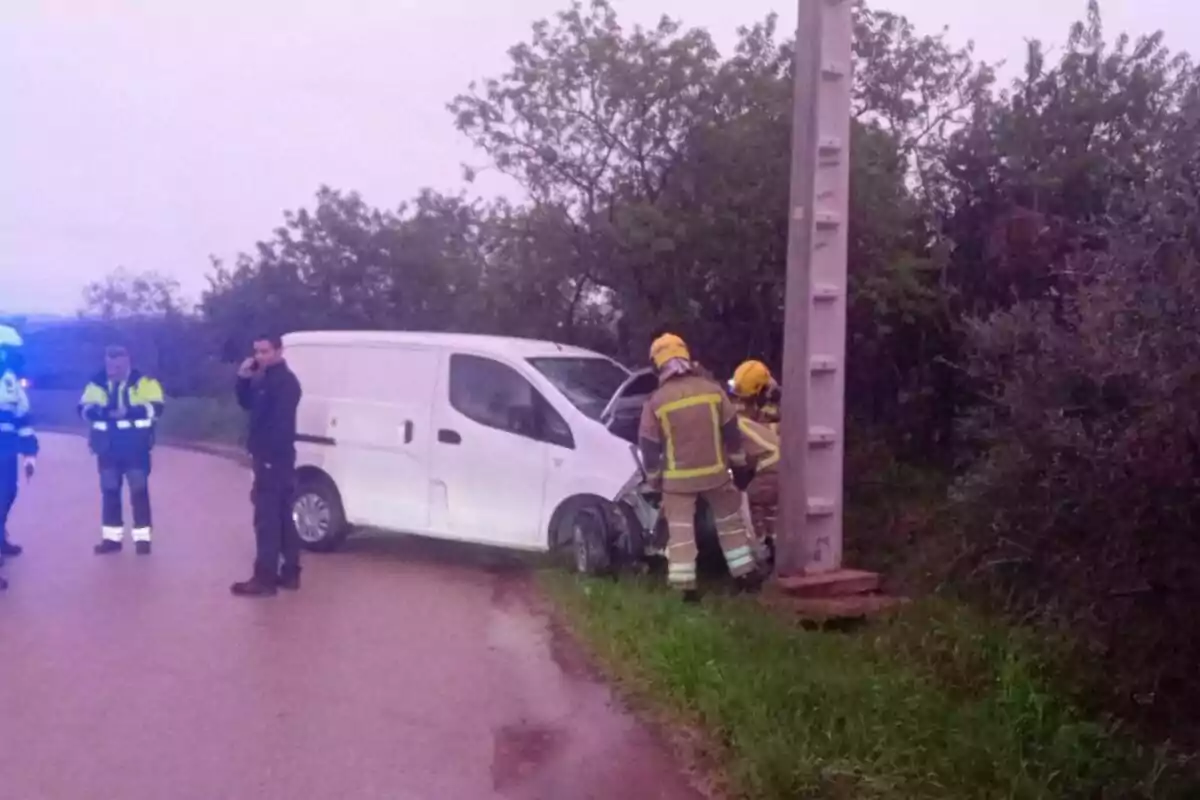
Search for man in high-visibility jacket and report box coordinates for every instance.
[0,328,37,588]
[638,334,761,601]
[730,359,781,431]
[78,344,165,555]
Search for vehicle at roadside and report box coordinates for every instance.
[285,331,658,568]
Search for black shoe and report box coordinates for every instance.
[135,541,151,556]
[0,541,23,557]
[682,589,701,604]
[94,540,122,555]
[277,572,300,591]
[230,577,277,597]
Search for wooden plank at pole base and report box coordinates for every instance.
[775,568,880,598]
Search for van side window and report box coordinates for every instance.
[449,354,574,448]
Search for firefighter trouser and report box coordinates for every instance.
[662,484,756,591]
[746,471,778,541]
[98,452,152,542]
[251,460,300,583]
[0,454,17,551]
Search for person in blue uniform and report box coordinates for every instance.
[0,325,38,589]
[78,344,165,555]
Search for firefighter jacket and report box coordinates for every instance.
[738,415,780,510]
[738,416,779,473]
[0,369,38,457]
[638,372,747,494]
[78,370,165,458]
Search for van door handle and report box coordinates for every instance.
[437,429,461,445]
[403,420,413,443]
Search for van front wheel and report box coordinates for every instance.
[292,475,349,553]
[569,505,612,576]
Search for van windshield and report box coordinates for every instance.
[528,357,629,420]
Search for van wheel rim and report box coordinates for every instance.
[571,510,600,573]
[294,493,331,543]
[573,524,589,572]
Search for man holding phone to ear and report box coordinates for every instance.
[231,334,302,597]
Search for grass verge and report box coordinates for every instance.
[542,571,1198,800]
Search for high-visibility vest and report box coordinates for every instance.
[0,368,37,456]
[79,370,165,456]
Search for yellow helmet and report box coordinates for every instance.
[649,333,690,369]
[732,360,772,398]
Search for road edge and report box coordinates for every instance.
[37,425,251,467]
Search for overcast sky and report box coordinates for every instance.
[1,0,1194,313]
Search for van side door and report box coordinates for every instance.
[428,353,573,549]
[324,345,439,535]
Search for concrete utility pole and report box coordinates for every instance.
[776,0,855,579]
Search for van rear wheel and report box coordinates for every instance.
[292,475,349,553]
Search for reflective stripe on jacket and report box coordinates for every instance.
[638,373,745,494]
[78,370,165,457]
[738,415,779,473]
[0,369,38,457]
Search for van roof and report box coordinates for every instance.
[282,330,613,361]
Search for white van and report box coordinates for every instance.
[284,331,657,562]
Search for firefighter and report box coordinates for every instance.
[78,344,165,555]
[638,333,761,601]
[730,359,781,430]
[737,415,780,562]
[0,327,37,588]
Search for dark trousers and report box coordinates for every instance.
[0,454,17,554]
[99,452,152,534]
[251,459,300,582]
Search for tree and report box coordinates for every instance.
[201,187,546,350]
[81,267,186,319]
[449,0,982,456]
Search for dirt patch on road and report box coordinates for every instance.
[491,722,569,791]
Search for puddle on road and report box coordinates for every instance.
[484,573,705,800]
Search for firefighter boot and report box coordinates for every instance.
[734,569,766,595]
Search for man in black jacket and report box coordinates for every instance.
[230,334,302,597]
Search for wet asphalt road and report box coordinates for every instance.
[0,434,704,800]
